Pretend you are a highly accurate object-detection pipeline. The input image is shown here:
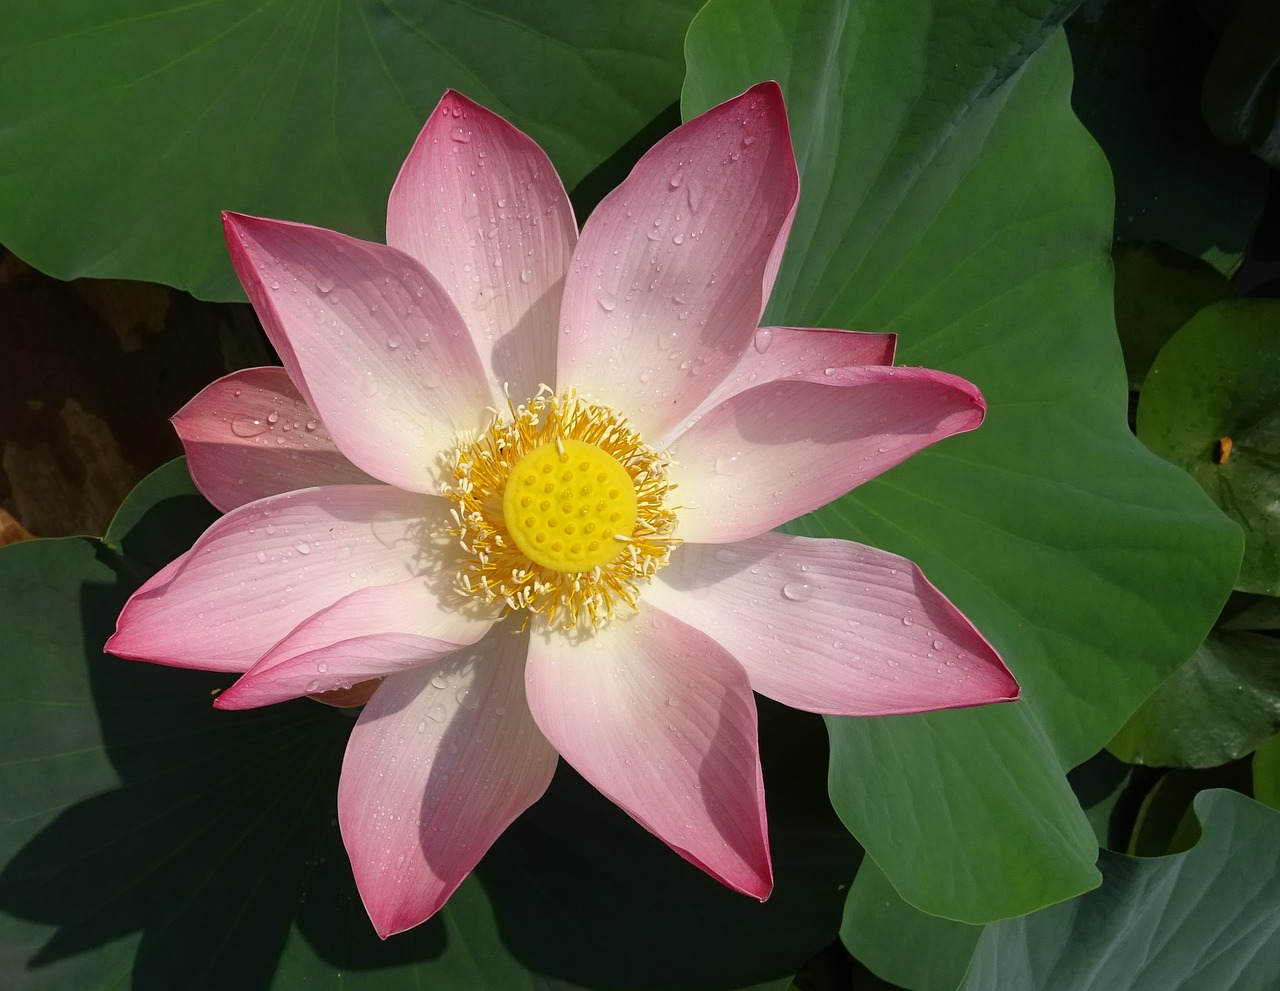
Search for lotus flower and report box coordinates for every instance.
[106,82,1018,937]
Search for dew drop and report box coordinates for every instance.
[426,704,446,722]
[753,327,773,353]
[305,419,318,431]
[231,417,268,438]
[294,540,312,555]
[714,453,739,475]
[430,672,449,690]
[902,615,915,627]
[316,276,335,294]
[669,172,683,188]
[595,288,618,312]
[452,127,472,143]
[687,178,704,212]
[254,550,267,564]
[361,370,380,397]
[317,661,329,674]
[305,680,320,692]
[782,581,812,602]
[456,687,479,710]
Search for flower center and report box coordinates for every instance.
[441,389,678,632]
[502,439,638,573]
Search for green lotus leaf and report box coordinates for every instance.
[0,0,699,300]
[686,0,1241,923]
[961,790,1280,990]
[1110,630,1280,768]
[1138,298,1280,594]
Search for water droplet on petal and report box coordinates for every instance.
[595,288,617,312]
[456,687,479,710]
[305,680,320,692]
[430,672,449,690]
[317,661,329,673]
[714,453,739,475]
[231,417,268,438]
[669,172,683,188]
[753,327,773,353]
[426,704,446,722]
[687,179,704,211]
[361,371,380,397]
[782,582,811,602]
[902,615,915,627]
[294,540,311,555]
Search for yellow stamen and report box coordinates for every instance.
[440,389,678,632]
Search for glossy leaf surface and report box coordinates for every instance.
[0,0,699,300]
[685,0,1241,923]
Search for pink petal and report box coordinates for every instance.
[668,365,985,543]
[388,90,576,403]
[173,367,376,512]
[105,486,442,673]
[557,82,799,440]
[223,213,491,494]
[524,606,772,899]
[339,620,558,937]
[214,577,495,709]
[660,326,896,446]
[646,533,1018,715]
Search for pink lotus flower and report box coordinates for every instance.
[106,83,1018,937]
